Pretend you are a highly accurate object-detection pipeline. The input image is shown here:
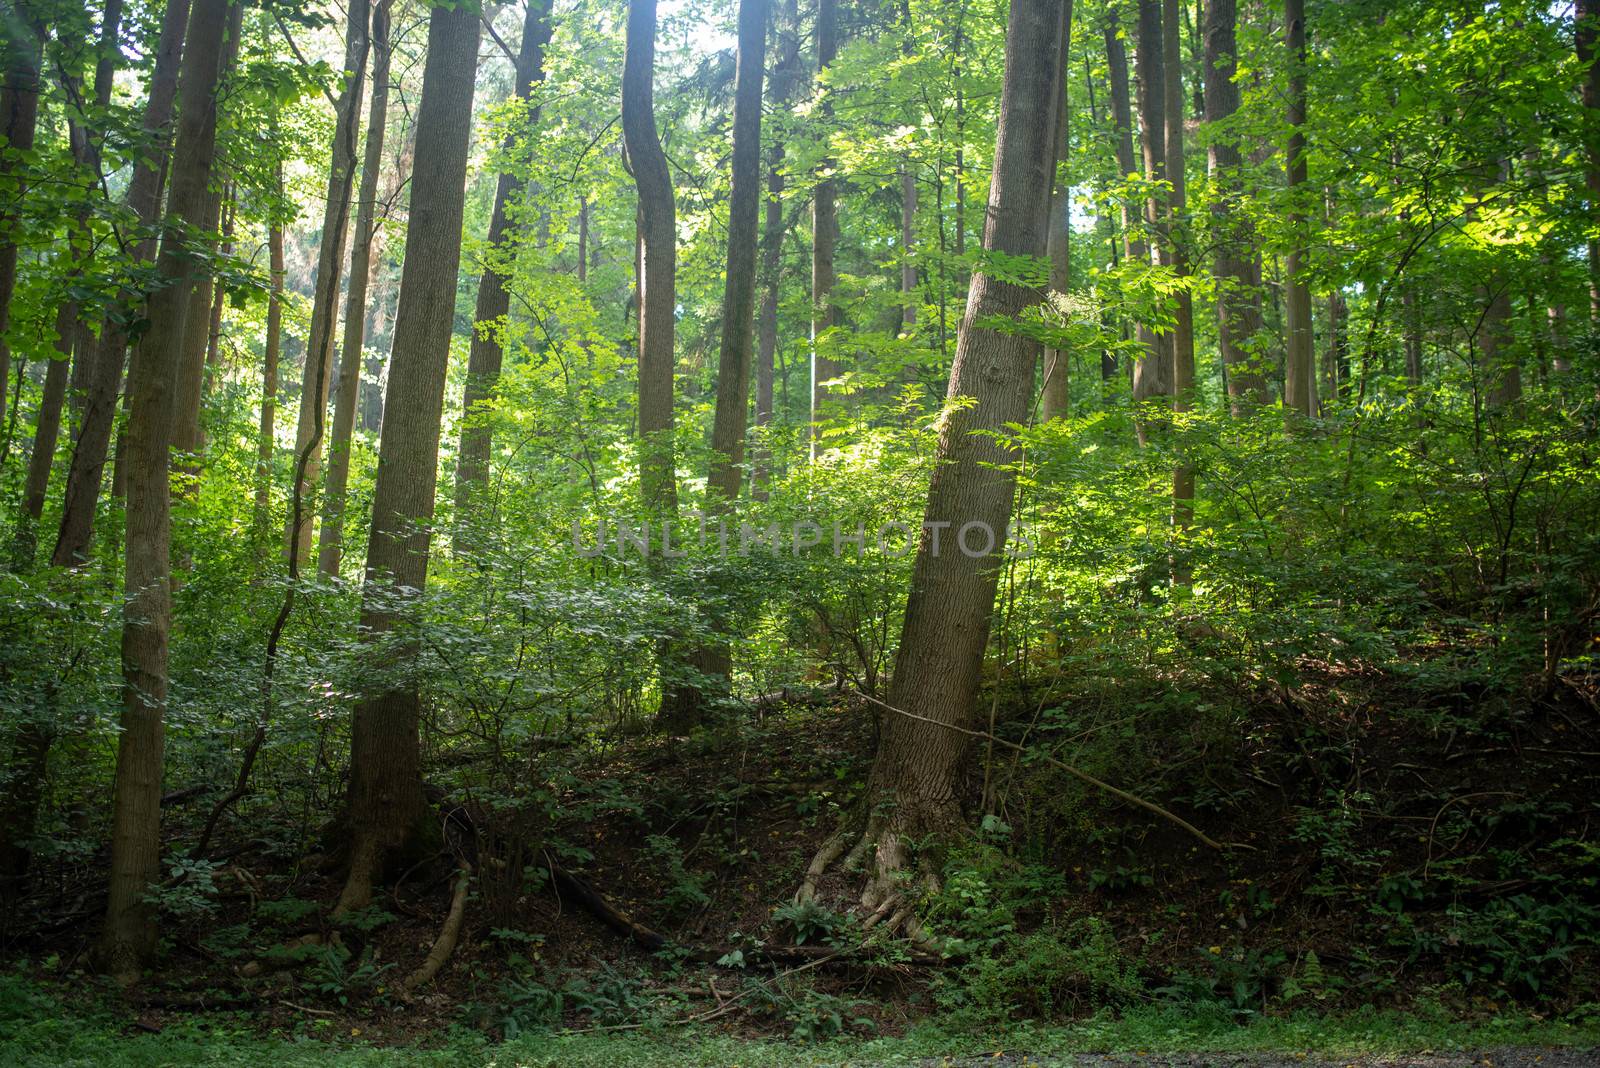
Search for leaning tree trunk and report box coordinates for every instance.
[753,0,799,498]
[10,306,75,571]
[319,0,393,577]
[453,0,552,552]
[808,0,839,461]
[623,0,678,515]
[97,0,232,983]
[337,1,480,915]
[286,0,371,563]
[1203,0,1267,413]
[810,0,1065,933]
[1282,0,1315,422]
[52,0,192,568]
[0,24,42,471]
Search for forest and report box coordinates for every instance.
[0,0,1598,1063]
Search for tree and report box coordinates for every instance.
[1202,0,1267,412]
[254,201,285,529]
[1131,0,1172,423]
[1577,0,1600,321]
[809,0,839,461]
[454,0,553,547]
[319,0,394,577]
[799,0,1065,931]
[337,0,480,913]
[0,17,42,471]
[52,0,194,568]
[623,0,678,514]
[98,0,233,981]
[286,0,371,563]
[1164,0,1194,539]
[1282,0,1315,422]
[706,0,769,503]
[753,0,800,497]
[1040,1,1072,424]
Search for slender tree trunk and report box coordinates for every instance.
[1482,283,1521,410]
[0,25,42,472]
[623,0,678,513]
[1104,10,1150,412]
[1040,1,1073,423]
[1203,0,1266,413]
[1164,0,1194,539]
[808,0,839,461]
[753,0,798,498]
[287,0,371,562]
[97,0,232,982]
[1282,0,1315,421]
[10,306,74,570]
[1131,0,1172,423]
[52,0,192,568]
[254,210,285,528]
[850,0,1064,919]
[454,0,552,549]
[707,0,768,503]
[320,0,394,578]
[1577,1,1600,321]
[337,1,479,914]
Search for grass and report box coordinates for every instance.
[3,975,1598,1068]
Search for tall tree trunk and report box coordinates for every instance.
[254,209,285,529]
[10,306,74,570]
[1164,0,1194,539]
[1282,0,1315,421]
[1577,1,1600,321]
[52,0,193,568]
[753,0,799,498]
[707,0,768,503]
[97,0,232,982]
[1105,11,1145,293]
[837,0,1064,925]
[0,24,42,472]
[320,0,394,577]
[1131,0,1172,424]
[623,0,678,513]
[1040,1,1073,424]
[170,2,242,504]
[286,0,371,562]
[808,0,839,461]
[454,0,552,549]
[1482,283,1521,410]
[1202,0,1266,413]
[337,1,479,914]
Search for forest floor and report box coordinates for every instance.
[3,673,1599,1063]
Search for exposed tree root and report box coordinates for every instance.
[798,806,943,950]
[400,864,471,992]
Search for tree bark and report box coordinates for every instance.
[706,0,768,503]
[1040,1,1073,423]
[1282,0,1315,422]
[52,0,193,568]
[0,23,42,472]
[808,0,839,461]
[454,0,552,547]
[1577,1,1600,321]
[1131,0,1171,420]
[97,0,232,982]
[623,0,678,513]
[254,209,285,529]
[753,0,799,498]
[287,0,371,563]
[851,0,1064,923]
[1164,0,1193,541]
[1202,0,1266,413]
[10,305,74,570]
[337,0,479,914]
[320,0,394,578]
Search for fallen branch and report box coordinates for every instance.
[400,865,471,992]
[853,690,1242,852]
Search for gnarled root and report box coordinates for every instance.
[400,864,471,993]
[795,809,943,951]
